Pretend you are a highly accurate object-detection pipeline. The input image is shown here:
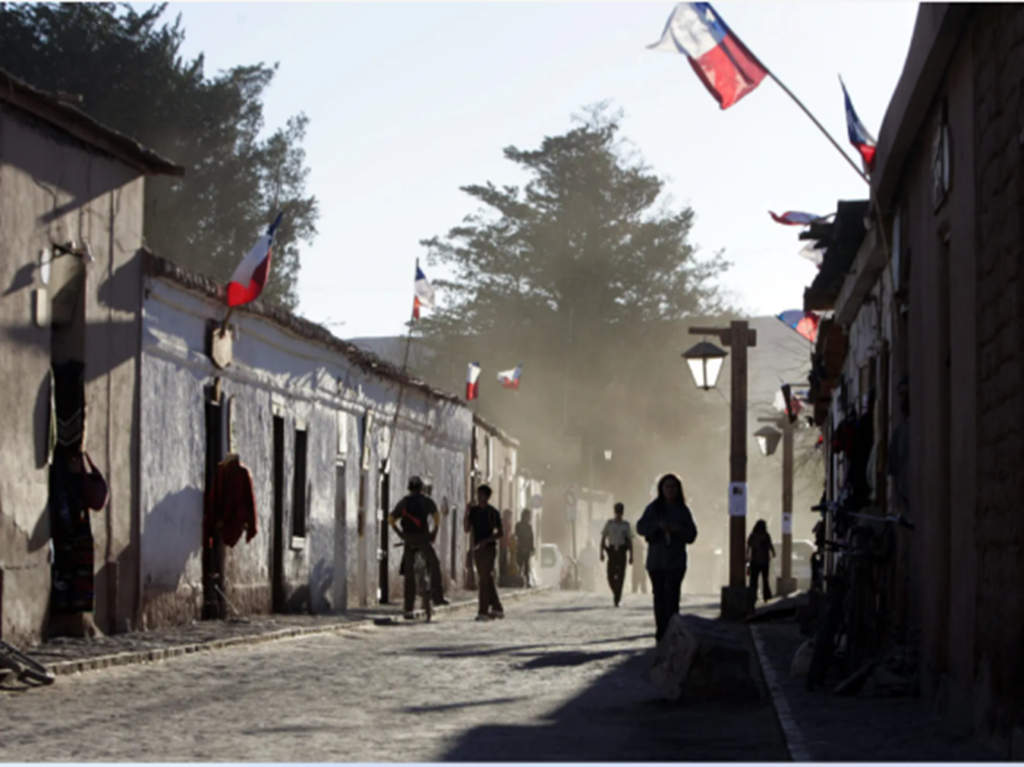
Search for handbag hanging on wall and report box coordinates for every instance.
[81,453,109,511]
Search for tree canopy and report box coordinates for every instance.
[0,2,316,309]
[417,105,735,505]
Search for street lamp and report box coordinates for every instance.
[754,426,782,457]
[685,321,757,620]
[681,340,728,391]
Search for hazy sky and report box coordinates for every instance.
[162,1,919,338]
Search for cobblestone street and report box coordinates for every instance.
[0,590,788,762]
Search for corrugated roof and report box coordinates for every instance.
[143,250,468,408]
[0,69,184,177]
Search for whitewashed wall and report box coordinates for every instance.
[139,276,472,625]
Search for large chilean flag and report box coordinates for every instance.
[227,212,283,308]
[649,2,768,110]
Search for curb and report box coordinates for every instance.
[40,586,552,679]
[750,624,811,762]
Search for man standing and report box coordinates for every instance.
[515,509,536,587]
[464,485,505,621]
[600,502,633,607]
[389,476,448,619]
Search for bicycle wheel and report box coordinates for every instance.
[806,585,843,690]
[0,640,55,686]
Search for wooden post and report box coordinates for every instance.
[692,321,756,620]
[728,321,749,599]
[778,416,797,596]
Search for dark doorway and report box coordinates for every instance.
[272,415,286,612]
[378,463,390,604]
[202,389,225,619]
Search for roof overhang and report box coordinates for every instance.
[0,69,184,177]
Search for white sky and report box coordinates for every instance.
[163,1,919,338]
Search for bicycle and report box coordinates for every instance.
[395,542,432,622]
[805,504,914,691]
[0,639,55,686]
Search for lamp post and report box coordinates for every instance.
[684,321,757,620]
[756,416,797,597]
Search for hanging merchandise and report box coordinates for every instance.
[204,454,258,548]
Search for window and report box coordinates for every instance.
[292,429,308,538]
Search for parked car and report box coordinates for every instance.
[538,543,566,589]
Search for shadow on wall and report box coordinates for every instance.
[310,558,334,613]
[141,487,203,600]
[3,108,132,229]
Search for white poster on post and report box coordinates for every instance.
[782,512,793,535]
[728,482,747,517]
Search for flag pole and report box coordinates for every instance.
[384,266,419,470]
[766,70,899,338]
[766,71,869,185]
[220,306,235,335]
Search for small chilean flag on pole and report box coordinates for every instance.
[648,2,767,110]
[227,211,283,307]
[841,77,876,173]
[413,261,434,320]
[466,362,481,401]
[769,211,824,226]
[497,364,522,390]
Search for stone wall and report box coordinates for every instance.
[971,4,1024,740]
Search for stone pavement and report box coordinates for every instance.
[17,587,524,677]
[752,616,1002,762]
[0,590,790,762]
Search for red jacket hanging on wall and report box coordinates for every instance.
[204,455,258,548]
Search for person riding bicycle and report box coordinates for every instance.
[389,476,449,619]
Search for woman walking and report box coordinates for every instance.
[636,474,698,643]
[747,519,776,607]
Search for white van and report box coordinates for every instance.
[538,543,566,589]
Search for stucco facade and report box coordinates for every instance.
[0,71,182,643]
[138,255,475,625]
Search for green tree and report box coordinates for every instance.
[417,104,734,500]
[0,2,317,309]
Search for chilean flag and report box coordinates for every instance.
[466,362,482,401]
[227,212,283,307]
[497,364,522,391]
[649,2,768,110]
[777,310,820,343]
[413,262,435,320]
[770,211,824,226]
[841,77,876,173]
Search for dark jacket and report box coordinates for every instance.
[636,500,697,572]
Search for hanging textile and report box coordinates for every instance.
[204,455,258,548]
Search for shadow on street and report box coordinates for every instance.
[441,642,788,762]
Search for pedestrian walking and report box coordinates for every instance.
[599,502,633,607]
[464,485,505,621]
[636,473,698,643]
[514,509,536,587]
[631,535,649,594]
[746,519,775,607]
[388,476,449,619]
[578,539,599,592]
